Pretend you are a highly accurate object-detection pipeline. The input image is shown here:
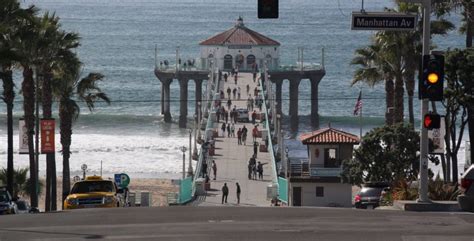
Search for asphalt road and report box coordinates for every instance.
[0,207,473,241]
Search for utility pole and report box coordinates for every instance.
[419,0,431,203]
[188,129,193,177]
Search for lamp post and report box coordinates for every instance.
[285,147,289,178]
[193,115,198,160]
[180,146,187,179]
[188,129,193,177]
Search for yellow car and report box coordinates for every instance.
[64,176,120,209]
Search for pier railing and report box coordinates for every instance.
[258,74,281,202]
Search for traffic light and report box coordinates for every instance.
[423,113,441,130]
[258,0,279,19]
[419,54,444,101]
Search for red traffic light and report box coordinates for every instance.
[423,114,441,130]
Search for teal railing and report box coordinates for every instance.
[258,74,280,201]
[179,177,193,203]
[278,177,288,203]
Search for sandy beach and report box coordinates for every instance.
[30,177,178,211]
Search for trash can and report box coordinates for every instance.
[140,191,152,207]
[195,178,206,195]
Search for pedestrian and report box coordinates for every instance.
[231,123,235,137]
[227,99,232,110]
[252,126,259,142]
[246,84,250,95]
[237,87,241,100]
[242,131,247,145]
[247,96,252,111]
[254,87,258,97]
[253,141,259,158]
[224,73,228,82]
[222,183,229,204]
[221,122,226,137]
[202,161,208,177]
[220,90,224,100]
[216,108,221,123]
[232,88,237,99]
[227,124,231,137]
[237,128,242,145]
[257,161,268,180]
[251,110,257,125]
[234,74,238,85]
[225,110,229,123]
[248,162,252,179]
[236,183,241,204]
[212,160,217,180]
[253,72,257,82]
[227,87,231,99]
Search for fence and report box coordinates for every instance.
[178,177,193,204]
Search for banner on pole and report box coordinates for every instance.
[19,119,29,154]
[428,117,445,154]
[41,119,55,154]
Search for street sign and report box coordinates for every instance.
[114,173,130,188]
[351,12,418,31]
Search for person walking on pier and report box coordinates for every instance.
[234,73,238,85]
[253,141,259,158]
[254,87,258,98]
[247,96,253,111]
[224,109,229,123]
[252,126,259,142]
[222,183,229,204]
[231,123,235,137]
[253,72,257,82]
[232,87,237,99]
[236,183,241,204]
[221,123,226,137]
[246,84,250,95]
[227,124,231,137]
[216,108,221,123]
[227,87,231,99]
[227,99,232,110]
[241,126,247,145]
[237,128,242,145]
[251,110,257,125]
[224,73,228,82]
[257,161,268,180]
[212,160,217,180]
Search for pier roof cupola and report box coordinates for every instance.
[199,17,280,46]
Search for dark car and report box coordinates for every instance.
[0,186,18,215]
[354,183,389,209]
[458,164,474,212]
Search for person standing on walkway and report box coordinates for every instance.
[227,124,231,137]
[227,99,232,110]
[234,73,238,85]
[237,128,242,145]
[257,161,268,180]
[247,95,252,111]
[242,125,248,145]
[231,123,235,137]
[227,87,231,99]
[252,125,259,142]
[246,84,250,95]
[253,72,257,82]
[225,109,229,123]
[232,88,237,100]
[221,122,226,137]
[224,73,228,82]
[236,183,241,204]
[254,87,258,98]
[253,141,259,158]
[251,110,257,125]
[237,87,241,100]
[212,160,217,180]
[222,183,229,204]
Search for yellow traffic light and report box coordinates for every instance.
[427,73,439,84]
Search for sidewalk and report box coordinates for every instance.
[196,72,274,207]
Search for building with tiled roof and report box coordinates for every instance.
[286,127,358,207]
[199,17,280,71]
[300,127,360,145]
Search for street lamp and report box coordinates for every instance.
[180,146,187,179]
[285,147,289,178]
[193,115,198,160]
[188,129,193,177]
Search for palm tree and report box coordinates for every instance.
[35,12,80,211]
[53,54,110,207]
[0,0,37,202]
[351,44,396,125]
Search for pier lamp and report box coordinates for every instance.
[285,147,289,178]
[180,146,187,179]
[188,129,194,177]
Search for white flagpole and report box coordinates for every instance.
[359,90,362,139]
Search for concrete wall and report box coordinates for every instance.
[292,182,352,207]
[200,45,279,70]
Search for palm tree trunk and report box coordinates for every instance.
[1,68,15,196]
[60,104,72,209]
[404,70,415,126]
[393,72,404,123]
[385,78,395,125]
[22,66,38,208]
[42,70,56,211]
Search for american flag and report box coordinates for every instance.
[353,91,362,116]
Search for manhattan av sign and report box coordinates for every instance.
[352,12,418,31]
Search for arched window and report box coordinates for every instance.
[224,54,233,70]
[246,55,256,70]
[235,54,244,69]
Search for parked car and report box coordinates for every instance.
[15,200,31,214]
[236,108,249,122]
[354,183,389,209]
[458,164,474,212]
[0,186,18,215]
[64,176,121,210]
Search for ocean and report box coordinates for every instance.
[0,0,468,178]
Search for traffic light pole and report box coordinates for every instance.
[419,0,431,203]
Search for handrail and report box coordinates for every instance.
[258,74,279,190]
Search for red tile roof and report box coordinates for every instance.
[300,128,360,145]
[199,18,280,46]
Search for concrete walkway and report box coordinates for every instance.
[196,72,274,207]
